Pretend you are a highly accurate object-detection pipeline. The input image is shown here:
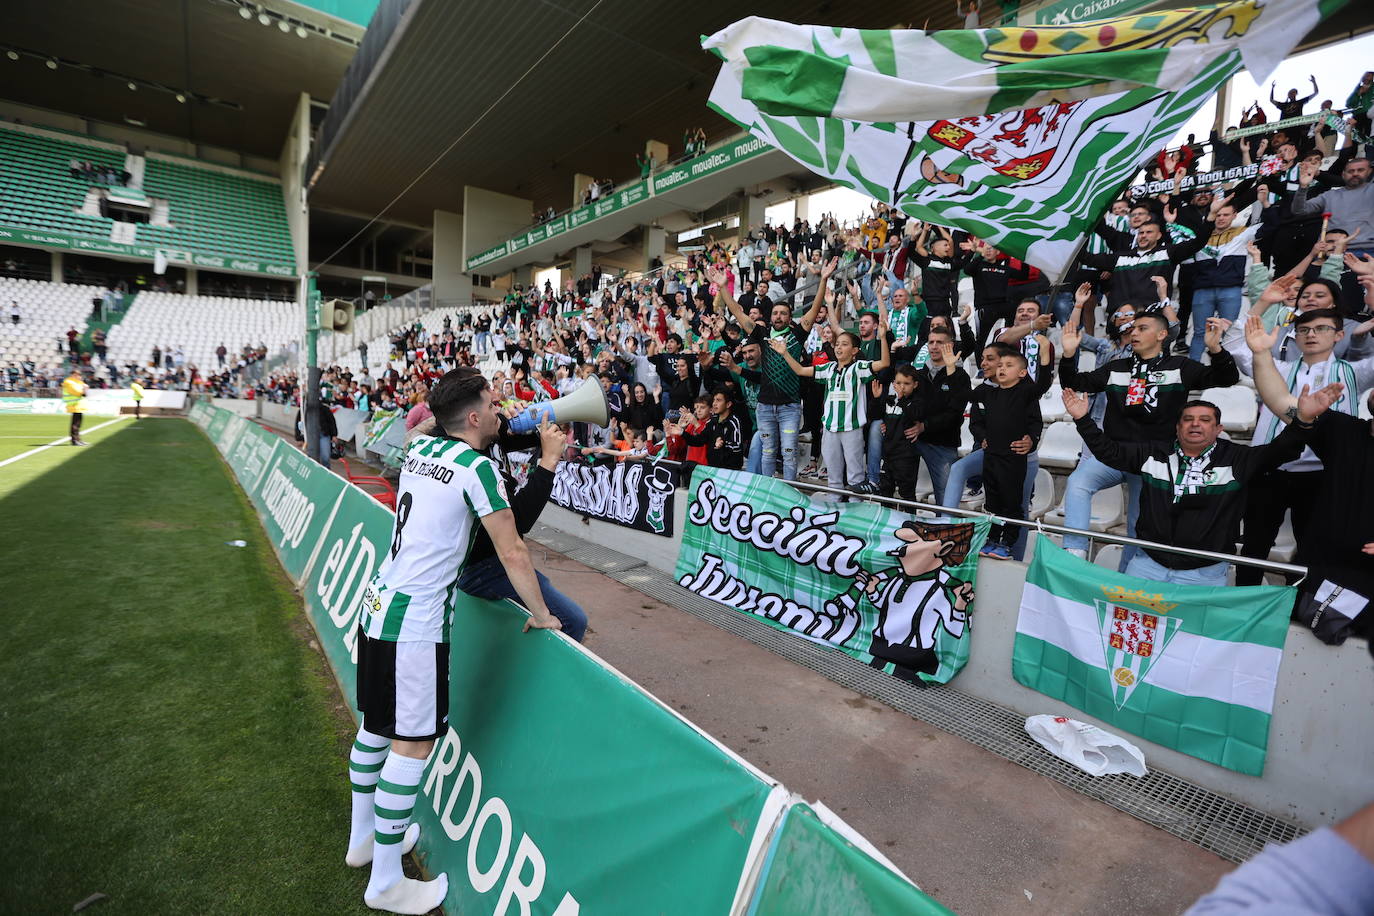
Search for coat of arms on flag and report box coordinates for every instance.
[702,0,1348,280]
[1096,600,1182,708]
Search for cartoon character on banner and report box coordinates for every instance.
[824,520,975,682]
[643,464,675,534]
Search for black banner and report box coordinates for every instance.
[550,458,678,537]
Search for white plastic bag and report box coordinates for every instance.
[1024,715,1147,777]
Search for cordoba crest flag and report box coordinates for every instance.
[703,0,1346,280]
[1013,540,1293,776]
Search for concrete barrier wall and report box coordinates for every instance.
[535,494,1374,828]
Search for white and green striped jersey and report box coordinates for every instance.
[361,435,510,643]
[814,359,874,432]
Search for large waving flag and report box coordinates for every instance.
[1013,540,1293,776]
[703,0,1346,280]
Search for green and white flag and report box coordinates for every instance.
[703,0,1345,280]
[675,467,989,685]
[1013,540,1293,775]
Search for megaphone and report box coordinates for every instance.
[507,379,610,433]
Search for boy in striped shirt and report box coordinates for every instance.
[770,321,890,492]
[347,370,561,915]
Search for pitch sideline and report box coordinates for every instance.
[0,416,131,469]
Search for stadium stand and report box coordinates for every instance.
[0,123,293,272]
[0,125,127,239]
[103,291,299,372]
[139,155,294,267]
[0,278,102,370]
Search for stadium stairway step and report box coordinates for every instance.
[80,291,136,353]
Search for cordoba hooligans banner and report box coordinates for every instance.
[702,0,1344,280]
[551,458,679,537]
[675,467,990,684]
[1013,540,1292,775]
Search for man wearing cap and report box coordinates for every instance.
[62,367,88,446]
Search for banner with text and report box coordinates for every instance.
[550,457,679,536]
[675,467,990,684]
[0,224,294,277]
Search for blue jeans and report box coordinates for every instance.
[456,553,588,641]
[1188,286,1243,360]
[1062,451,1141,569]
[745,429,763,474]
[942,449,1038,559]
[865,419,884,485]
[1125,553,1228,588]
[915,442,957,507]
[317,434,332,470]
[757,401,801,479]
[1048,289,1076,326]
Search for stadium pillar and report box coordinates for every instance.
[432,209,472,307]
[50,250,63,283]
[645,139,669,169]
[462,186,532,267]
[572,173,595,209]
[642,226,666,273]
[794,194,810,223]
[302,273,322,463]
[572,245,592,279]
[740,193,766,240]
[185,268,198,296]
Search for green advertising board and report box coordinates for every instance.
[751,805,953,916]
[250,444,347,580]
[0,224,295,277]
[299,467,780,915]
[186,404,941,916]
[204,408,233,446]
[224,419,284,496]
[463,133,773,271]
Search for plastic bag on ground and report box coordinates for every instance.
[1024,714,1147,777]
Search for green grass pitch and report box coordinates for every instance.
[0,415,382,913]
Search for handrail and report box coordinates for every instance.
[636,456,1306,577]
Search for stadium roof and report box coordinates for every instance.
[306,0,1371,229]
[305,0,946,226]
[1,0,363,159]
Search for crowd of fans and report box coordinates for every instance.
[68,159,130,186]
[319,76,1374,589]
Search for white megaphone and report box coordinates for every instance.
[507,379,610,433]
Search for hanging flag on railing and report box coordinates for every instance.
[1013,539,1293,775]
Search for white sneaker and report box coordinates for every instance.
[1066,548,1089,560]
[364,874,448,915]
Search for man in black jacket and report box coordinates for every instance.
[1062,384,1342,588]
[913,325,971,505]
[1084,202,1217,308]
[1057,308,1238,565]
[455,416,587,641]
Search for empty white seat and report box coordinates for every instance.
[1028,467,1056,520]
[1045,484,1124,532]
[1093,543,1124,571]
[1036,420,1083,469]
[1200,386,1258,433]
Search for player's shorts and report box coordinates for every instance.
[356,627,449,741]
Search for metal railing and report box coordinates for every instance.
[636,456,1305,578]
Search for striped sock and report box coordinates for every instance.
[348,728,390,854]
[366,752,426,896]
